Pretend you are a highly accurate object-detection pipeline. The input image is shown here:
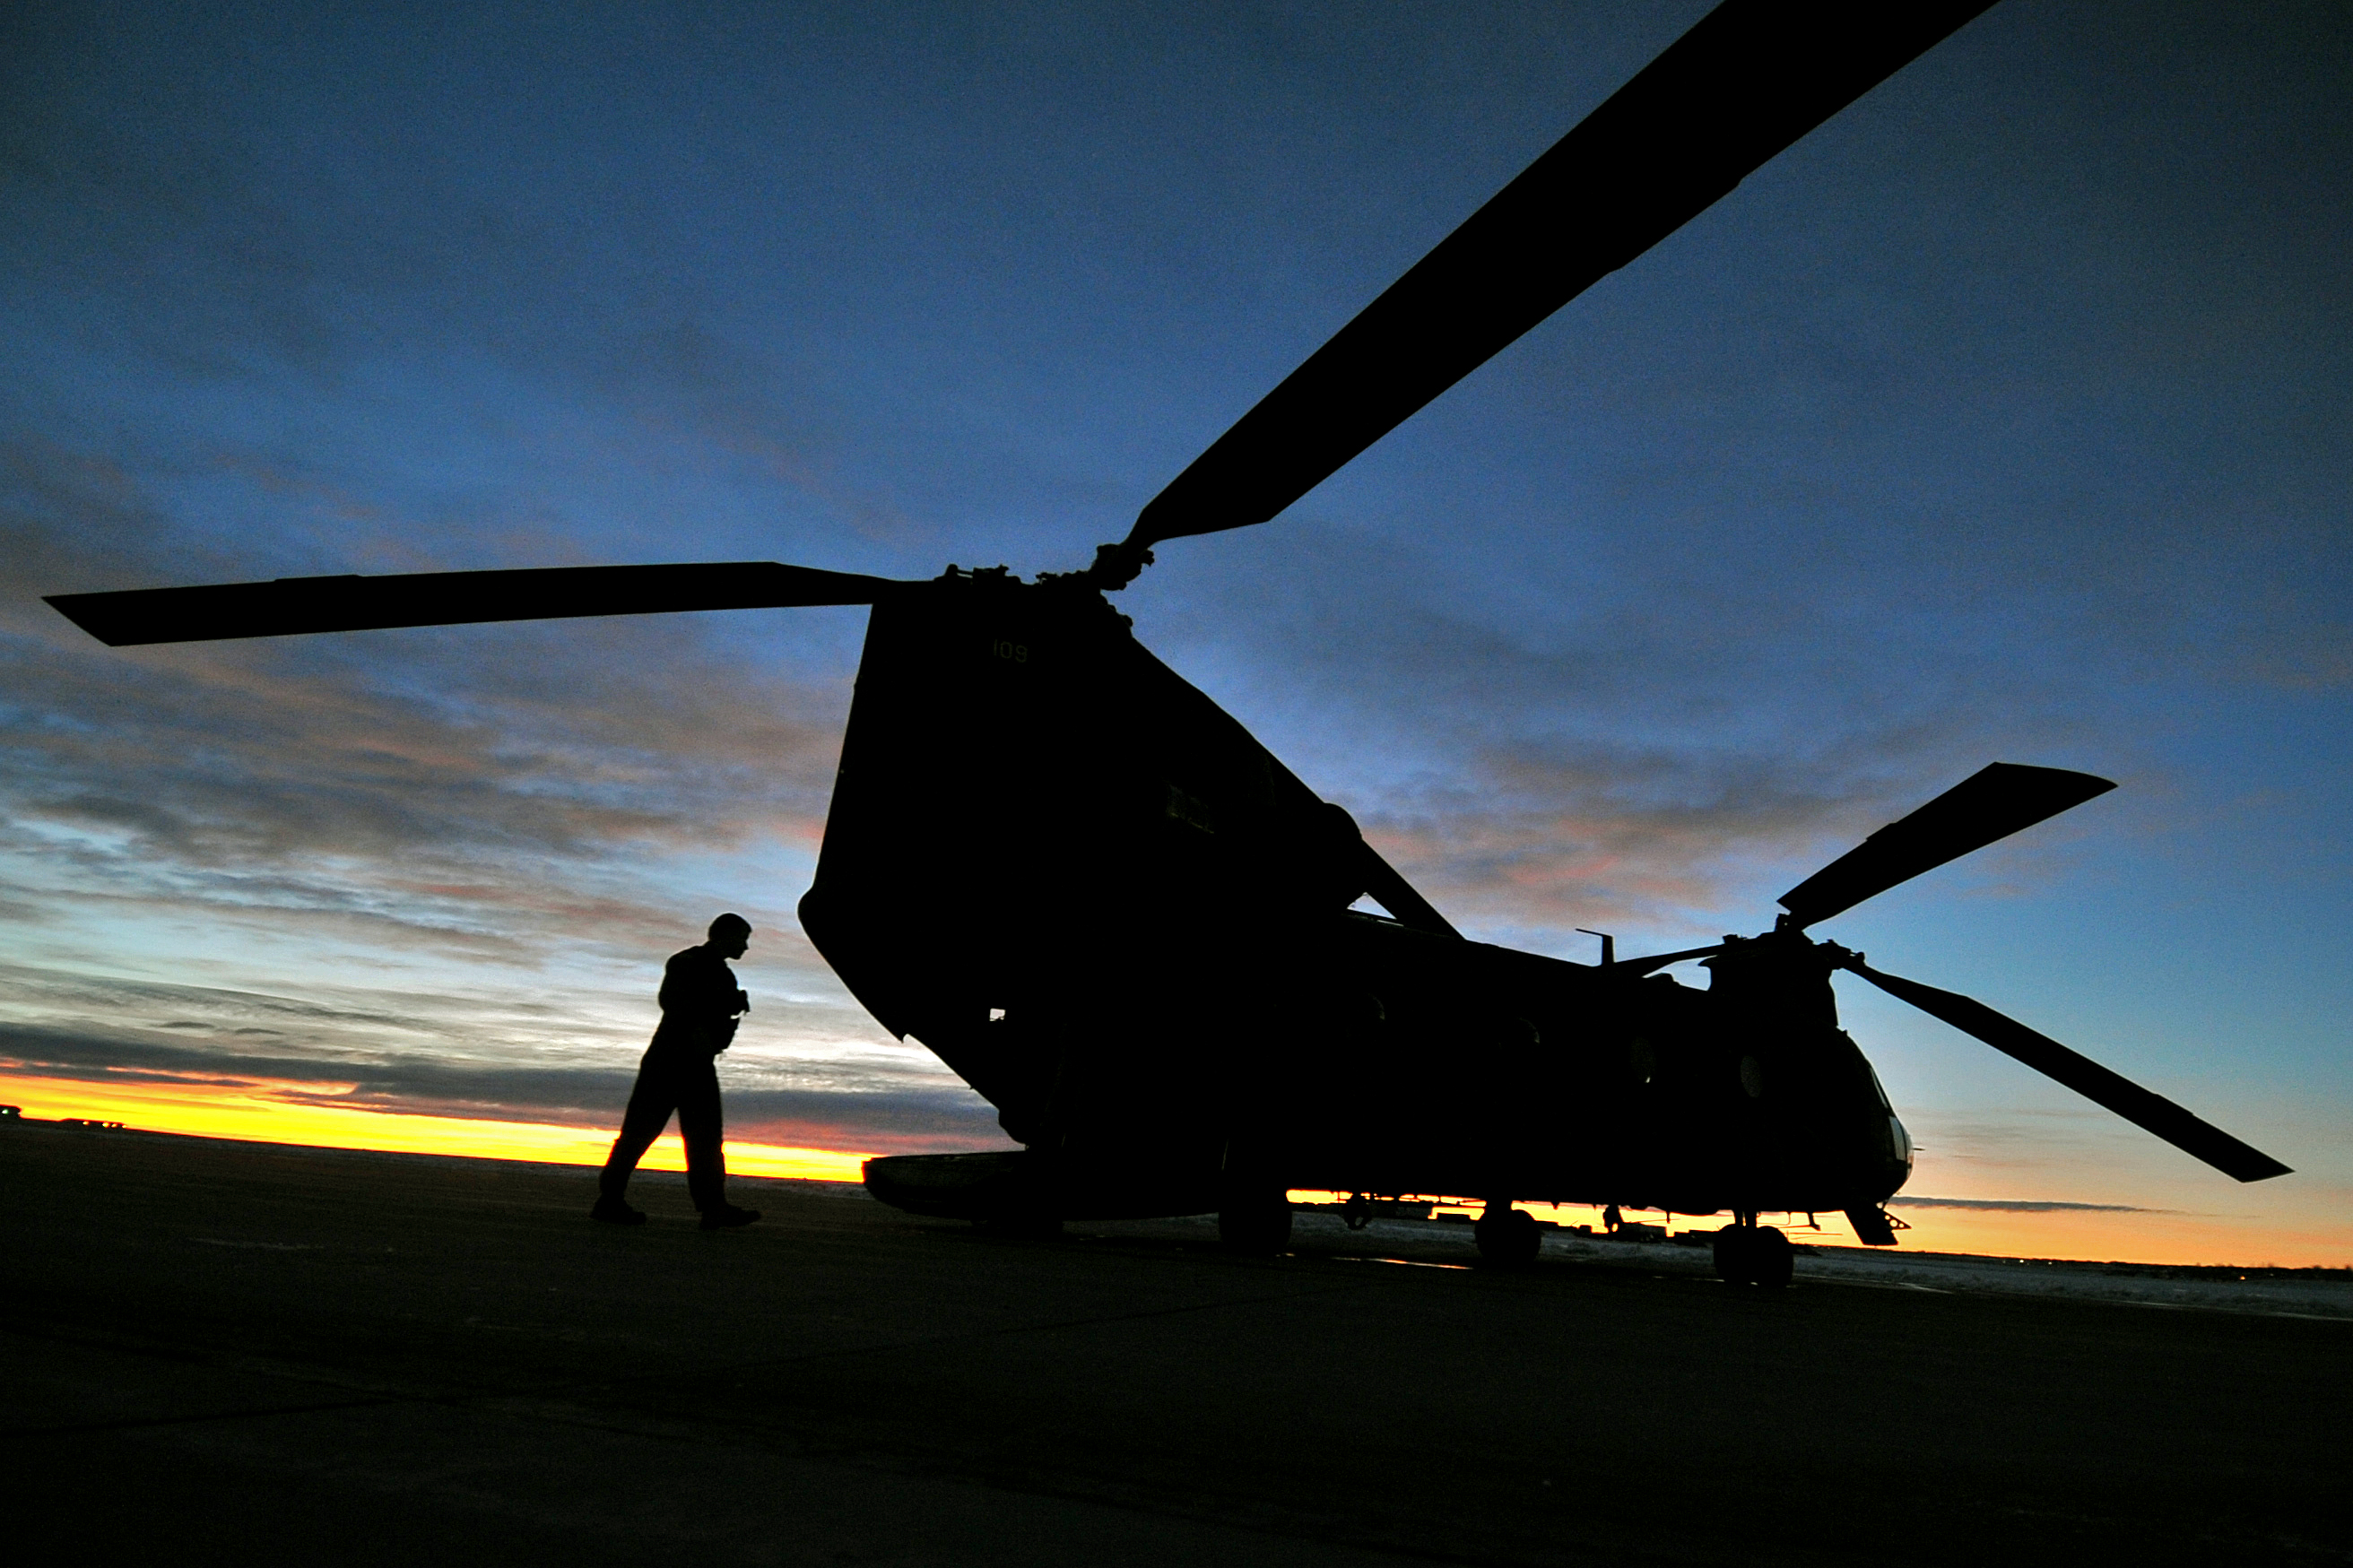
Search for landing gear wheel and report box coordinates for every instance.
[1751,1226,1793,1289]
[1474,1206,1542,1268]
[1713,1225,1793,1288]
[1218,1194,1293,1257]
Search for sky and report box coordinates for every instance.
[3,1,2347,1265]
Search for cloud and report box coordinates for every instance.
[1366,735,1985,931]
[1888,1195,2157,1214]
[1,437,866,968]
[1132,507,2132,942]
[1324,716,2113,943]
[0,993,1004,1154]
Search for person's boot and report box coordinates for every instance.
[591,1193,647,1226]
[699,1204,760,1230]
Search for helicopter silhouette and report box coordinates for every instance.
[45,1,2288,1286]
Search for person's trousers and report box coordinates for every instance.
[600,1049,726,1211]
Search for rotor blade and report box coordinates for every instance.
[1779,764,2115,929]
[46,562,904,647]
[1843,959,2291,1182]
[1124,0,1994,551]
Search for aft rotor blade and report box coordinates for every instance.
[1124,0,1994,552]
[1779,764,2115,929]
[1844,959,2292,1183]
[46,562,903,647]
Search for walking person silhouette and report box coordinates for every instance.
[592,914,761,1229]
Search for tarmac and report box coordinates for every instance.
[4,1120,2347,1566]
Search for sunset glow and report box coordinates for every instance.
[1285,1191,2348,1271]
[0,1072,870,1183]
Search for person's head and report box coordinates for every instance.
[707,912,751,958]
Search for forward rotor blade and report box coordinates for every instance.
[1843,958,2291,1182]
[46,562,903,647]
[1779,764,2115,929]
[1124,0,1993,552]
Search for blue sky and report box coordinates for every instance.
[3,2,2347,1257]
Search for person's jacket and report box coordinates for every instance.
[650,944,749,1058]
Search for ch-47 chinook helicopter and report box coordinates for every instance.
[46,1,2290,1286]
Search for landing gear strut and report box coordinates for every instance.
[1473,1202,1542,1268]
[1712,1214,1793,1288]
[1219,1191,1293,1256]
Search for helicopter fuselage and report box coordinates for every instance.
[801,572,1912,1224]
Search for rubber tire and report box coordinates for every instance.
[1712,1226,1755,1285]
[1750,1226,1793,1289]
[1474,1207,1543,1268]
[1219,1197,1293,1257]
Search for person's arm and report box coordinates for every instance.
[657,949,737,1017]
[658,949,700,1025]
[657,948,746,1053]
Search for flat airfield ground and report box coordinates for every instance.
[3,1123,2346,1567]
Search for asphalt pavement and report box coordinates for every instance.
[3,1122,2345,1566]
